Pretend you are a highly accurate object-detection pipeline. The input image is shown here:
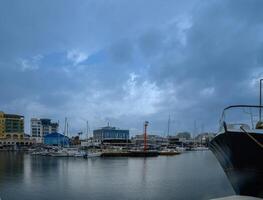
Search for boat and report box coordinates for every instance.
[211,195,263,200]
[159,148,181,156]
[176,147,186,152]
[210,105,263,198]
[50,149,69,157]
[63,148,82,157]
[84,152,102,158]
[192,146,209,151]
[74,151,87,157]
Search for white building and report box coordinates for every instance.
[31,118,59,143]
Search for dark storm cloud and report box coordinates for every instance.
[0,0,262,134]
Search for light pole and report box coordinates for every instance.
[260,79,263,121]
[144,121,149,152]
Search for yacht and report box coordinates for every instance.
[210,105,263,198]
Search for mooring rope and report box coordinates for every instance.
[240,126,263,149]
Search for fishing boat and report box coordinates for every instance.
[210,105,263,198]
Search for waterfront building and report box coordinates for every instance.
[81,137,101,147]
[0,111,34,149]
[31,118,59,143]
[131,134,168,148]
[0,111,24,139]
[93,125,129,145]
[43,132,69,146]
[81,138,101,148]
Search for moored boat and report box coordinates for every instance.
[84,152,102,158]
[210,105,263,198]
[159,148,180,156]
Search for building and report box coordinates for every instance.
[168,136,182,147]
[131,134,168,148]
[0,111,34,149]
[31,118,59,143]
[43,132,69,146]
[0,111,24,139]
[93,125,129,145]
[81,138,101,148]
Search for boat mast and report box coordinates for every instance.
[63,117,67,147]
[64,117,67,135]
[66,120,69,137]
[194,120,197,147]
[167,114,171,137]
[86,120,89,139]
[260,79,263,121]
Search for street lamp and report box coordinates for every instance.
[144,121,149,152]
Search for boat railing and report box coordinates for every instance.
[219,105,263,132]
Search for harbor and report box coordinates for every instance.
[0,112,211,158]
[0,151,234,200]
[1,0,263,199]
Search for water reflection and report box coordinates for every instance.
[0,151,234,200]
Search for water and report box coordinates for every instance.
[0,151,234,200]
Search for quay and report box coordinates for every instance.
[101,150,181,157]
[101,151,159,157]
[211,195,262,200]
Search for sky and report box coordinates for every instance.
[1,0,263,136]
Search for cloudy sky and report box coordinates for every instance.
[1,0,263,136]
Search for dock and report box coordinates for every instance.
[101,150,159,157]
[211,195,262,200]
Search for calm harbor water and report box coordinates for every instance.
[0,151,234,200]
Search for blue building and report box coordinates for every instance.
[44,132,70,146]
[93,125,129,143]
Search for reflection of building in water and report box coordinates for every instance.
[0,148,24,176]
[31,118,59,143]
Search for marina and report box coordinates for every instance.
[0,151,234,200]
[1,0,263,199]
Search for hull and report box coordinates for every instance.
[209,131,263,198]
[158,151,180,156]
